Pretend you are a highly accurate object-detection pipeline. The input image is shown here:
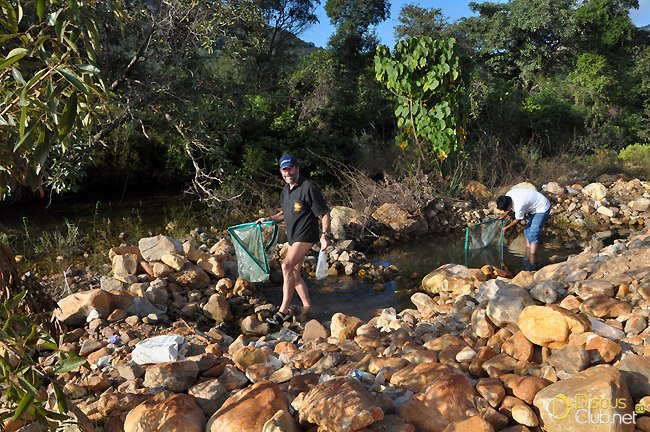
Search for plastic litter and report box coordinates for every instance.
[228,221,278,282]
[96,355,112,369]
[315,250,329,279]
[131,334,186,365]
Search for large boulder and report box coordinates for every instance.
[533,365,634,432]
[330,206,372,240]
[54,289,116,327]
[206,381,293,432]
[517,305,590,348]
[399,374,478,432]
[372,203,427,235]
[421,264,485,297]
[124,393,205,432]
[138,235,182,262]
[298,377,384,431]
[486,284,535,330]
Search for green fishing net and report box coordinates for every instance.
[227,221,278,282]
[464,218,505,268]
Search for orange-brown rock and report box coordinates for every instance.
[298,377,383,431]
[400,374,478,432]
[207,381,292,432]
[124,393,205,432]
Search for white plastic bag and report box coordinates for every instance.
[131,334,186,365]
[315,250,329,279]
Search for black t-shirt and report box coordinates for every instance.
[281,176,329,244]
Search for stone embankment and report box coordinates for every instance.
[338,176,649,249]
[41,221,650,431]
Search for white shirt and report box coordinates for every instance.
[506,189,551,220]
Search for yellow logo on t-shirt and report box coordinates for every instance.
[294,201,303,212]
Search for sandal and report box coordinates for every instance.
[266,311,292,325]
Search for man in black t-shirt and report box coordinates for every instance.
[256,154,331,325]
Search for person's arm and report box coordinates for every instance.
[320,211,332,249]
[256,211,284,224]
[502,218,521,232]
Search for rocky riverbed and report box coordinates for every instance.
[3,178,650,432]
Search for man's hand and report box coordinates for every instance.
[320,233,331,250]
[256,217,268,224]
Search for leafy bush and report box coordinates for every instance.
[619,143,650,178]
[0,293,87,430]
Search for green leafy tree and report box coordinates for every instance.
[375,36,464,168]
[394,4,447,41]
[325,0,390,65]
[0,0,109,200]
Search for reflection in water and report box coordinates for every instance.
[259,277,413,322]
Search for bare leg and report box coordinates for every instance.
[292,265,312,309]
[529,242,539,266]
[279,242,313,314]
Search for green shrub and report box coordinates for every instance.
[0,292,87,430]
[618,143,650,178]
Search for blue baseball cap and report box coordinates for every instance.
[279,154,297,169]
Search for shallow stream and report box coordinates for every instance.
[0,192,623,322]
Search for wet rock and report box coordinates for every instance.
[124,393,205,432]
[207,381,293,432]
[299,377,383,431]
[533,365,634,432]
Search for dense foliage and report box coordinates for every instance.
[1,0,649,204]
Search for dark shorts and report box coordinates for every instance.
[524,210,550,244]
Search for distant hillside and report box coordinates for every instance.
[641,24,650,33]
